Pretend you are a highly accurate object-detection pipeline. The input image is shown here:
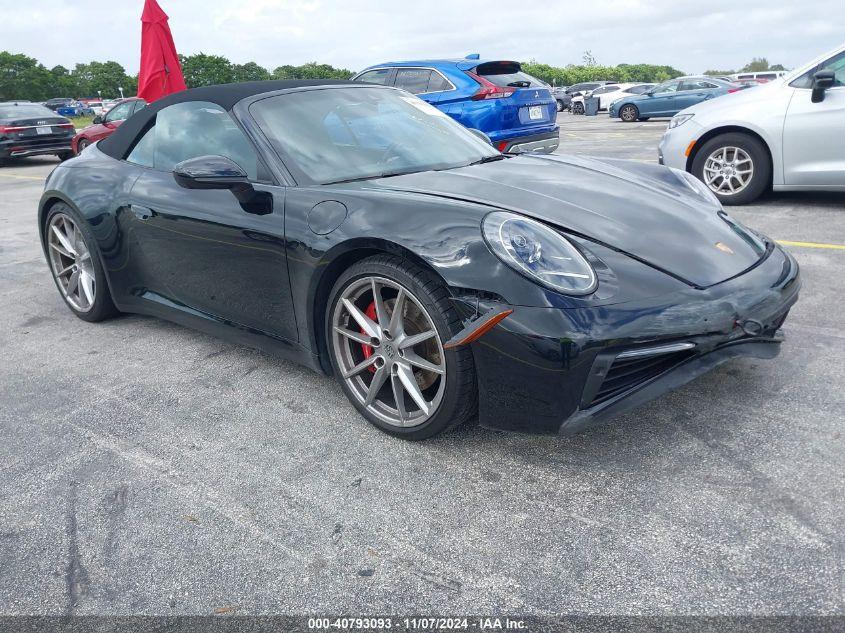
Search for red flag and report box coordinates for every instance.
[137,0,186,102]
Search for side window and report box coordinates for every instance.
[627,85,651,94]
[126,124,156,167]
[680,80,714,91]
[356,69,393,86]
[427,71,452,92]
[652,81,680,94]
[132,100,147,115]
[125,102,259,179]
[395,69,433,95]
[153,102,259,179]
[105,101,133,123]
[791,50,845,89]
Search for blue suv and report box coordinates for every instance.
[353,56,559,153]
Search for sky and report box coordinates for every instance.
[3,0,843,75]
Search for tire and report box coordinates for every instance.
[637,117,650,121]
[57,151,74,161]
[326,254,477,440]
[555,99,564,112]
[572,102,584,115]
[43,202,119,322]
[691,133,771,205]
[619,104,639,122]
[76,138,90,155]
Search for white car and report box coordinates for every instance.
[571,83,655,113]
[659,42,845,204]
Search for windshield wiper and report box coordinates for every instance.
[325,169,422,185]
[467,154,508,166]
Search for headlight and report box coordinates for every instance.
[668,113,694,129]
[671,167,721,206]
[482,211,597,295]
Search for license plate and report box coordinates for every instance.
[528,106,544,120]
[36,126,52,135]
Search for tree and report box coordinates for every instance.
[0,52,53,100]
[231,62,271,83]
[582,50,597,67]
[180,53,234,88]
[273,62,353,80]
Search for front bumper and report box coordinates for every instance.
[658,120,705,170]
[464,243,801,435]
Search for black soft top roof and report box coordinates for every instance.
[98,79,353,159]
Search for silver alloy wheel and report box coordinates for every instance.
[703,146,754,196]
[77,139,89,152]
[620,105,637,122]
[331,276,446,428]
[47,213,96,312]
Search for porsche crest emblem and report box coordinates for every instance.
[715,242,734,255]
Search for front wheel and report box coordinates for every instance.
[619,104,639,122]
[692,133,771,205]
[326,255,477,440]
[44,203,119,322]
[555,99,564,112]
[76,138,90,154]
[572,102,584,115]
[57,151,74,161]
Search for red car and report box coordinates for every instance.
[72,97,146,154]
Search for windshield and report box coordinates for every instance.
[0,104,58,119]
[249,86,499,185]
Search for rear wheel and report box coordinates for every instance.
[692,133,771,205]
[620,104,639,122]
[44,203,118,322]
[637,117,650,121]
[555,99,564,112]
[326,255,477,440]
[57,151,74,161]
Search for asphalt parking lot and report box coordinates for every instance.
[1,113,843,616]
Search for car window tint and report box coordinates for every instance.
[427,72,452,92]
[626,85,651,94]
[356,69,393,85]
[395,69,433,94]
[151,101,258,179]
[132,100,147,115]
[126,124,156,167]
[652,81,680,94]
[478,70,544,88]
[105,102,133,122]
[680,80,713,91]
[791,50,845,89]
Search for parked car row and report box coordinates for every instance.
[570,83,655,113]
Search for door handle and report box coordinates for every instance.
[130,204,153,220]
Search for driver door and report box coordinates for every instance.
[644,81,681,116]
[123,100,297,341]
[90,100,134,142]
[782,49,845,186]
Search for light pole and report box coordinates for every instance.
[118,86,125,99]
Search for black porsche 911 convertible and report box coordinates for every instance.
[38,80,800,439]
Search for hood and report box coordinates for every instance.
[369,154,766,288]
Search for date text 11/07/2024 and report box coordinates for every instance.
[307,616,528,630]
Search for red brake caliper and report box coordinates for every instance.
[360,301,377,373]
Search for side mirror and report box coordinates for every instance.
[92,115,103,125]
[468,128,493,146]
[173,155,249,190]
[811,70,836,103]
[173,155,271,215]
